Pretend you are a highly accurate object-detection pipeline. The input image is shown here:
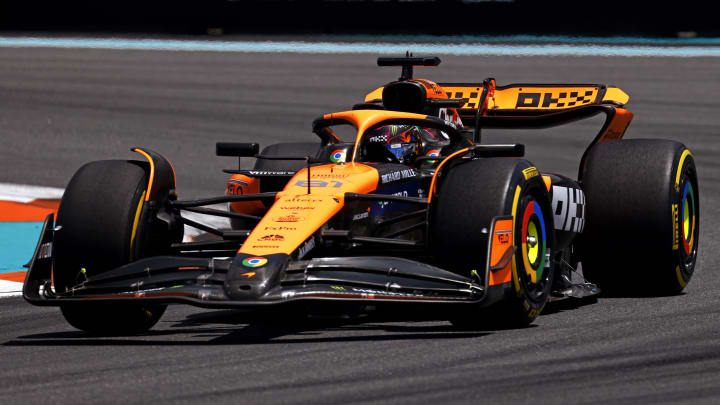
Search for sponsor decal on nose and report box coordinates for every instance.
[241,256,268,268]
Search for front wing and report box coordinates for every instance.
[24,215,506,310]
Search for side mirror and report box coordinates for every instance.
[216,142,259,171]
[216,142,259,157]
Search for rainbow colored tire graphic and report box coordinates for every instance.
[430,157,554,327]
[513,189,553,310]
[675,158,699,290]
[681,182,696,256]
[520,200,547,284]
[242,257,268,268]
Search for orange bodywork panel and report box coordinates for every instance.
[238,163,379,256]
[227,174,266,215]
[364,86,383,103]
[596,107,634,143]
[576,107,634,180]
[414,79,448,99]
[488,218,514,286]
[601,87,630,105]
[542,175,552,192]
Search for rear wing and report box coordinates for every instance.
[438,81,633,180]
[439,83,629,122]
[362,57,639,182]
[364,79,633,180]
[363,82,630,124]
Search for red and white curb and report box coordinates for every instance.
[0,183,230,298]
[0,183,64,298]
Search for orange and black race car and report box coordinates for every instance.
[24,56,699,334]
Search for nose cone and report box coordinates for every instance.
[238,163,379,258]
[224,253,288,299]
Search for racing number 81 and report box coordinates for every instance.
[294,180,343,188]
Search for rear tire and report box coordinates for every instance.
[432,158,555,328]
[580,139,699,295]
[54,160,166,334]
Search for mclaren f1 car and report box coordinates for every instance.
[23,56,700,334]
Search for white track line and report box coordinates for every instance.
[0,181,230,297]
[0,280,22,298]
[0,183,63,298]
[1,36,720,57]
[0,183,226,296]
[0,183,64,203]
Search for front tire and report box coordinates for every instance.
[431,158,554,328]
[54,160,167,334]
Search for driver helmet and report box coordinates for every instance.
[364,125,444,164]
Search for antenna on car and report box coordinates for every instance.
[377,53,441,81]
[306,156,312,194]
[474,78,497,144]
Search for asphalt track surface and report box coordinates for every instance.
[1,47,719,404]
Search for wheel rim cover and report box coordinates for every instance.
[681,181,696,255]
[521,200,546,284]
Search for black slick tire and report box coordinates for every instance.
[54,160,166,335]
[579,139,699,295]
[431,158,555,328]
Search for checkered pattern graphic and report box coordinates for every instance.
[442,85,598,110]
[542,90,595,108]
[445,91,479,108]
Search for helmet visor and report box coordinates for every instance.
[386,142,418,163]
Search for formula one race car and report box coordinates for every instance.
[24,56,699,334]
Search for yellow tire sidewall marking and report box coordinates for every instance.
[673,149,695,290]
[676,265,687,288]
[674,149,691,193]
[511,185,522,293]
[129,190,146,261]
